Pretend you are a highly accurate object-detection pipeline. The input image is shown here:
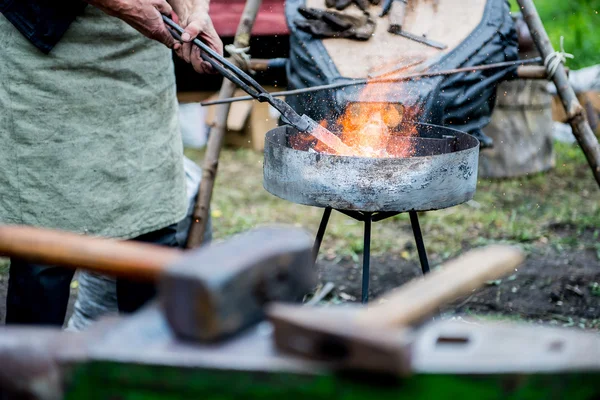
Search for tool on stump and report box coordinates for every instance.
[294,7,376,41]
[268,245,525,375]
[0,225,316,342]
[162,15,353,156]
[389,29,447,50]
[380,0,406,28]
[381,0,447,50]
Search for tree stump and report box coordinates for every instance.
[479,79,555,178]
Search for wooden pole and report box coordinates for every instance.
[517,0,600,188]
[186,0,263,248]
[516,65,568,80]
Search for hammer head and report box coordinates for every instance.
[160,227,316,342]
[268,304,413,377]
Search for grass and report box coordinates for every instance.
[186,141,600,265]
[511,0,600,69]
[0,260,8,276]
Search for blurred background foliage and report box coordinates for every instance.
[510,0,599,69]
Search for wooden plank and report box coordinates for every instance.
[249,101,279,151]
[305,0,487,78]
[80,306,600,376]
[413,320,600,374]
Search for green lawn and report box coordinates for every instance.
[511,0,600,69]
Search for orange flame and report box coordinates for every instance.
[293,72,420,158]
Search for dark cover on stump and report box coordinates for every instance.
[285,0,519,145]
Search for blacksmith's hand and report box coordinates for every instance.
[169,0,224,74]
[85,0,180,49]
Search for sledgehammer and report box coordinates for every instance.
[268,245,525,375]
[0,225,316,341]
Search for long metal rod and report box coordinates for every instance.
[312,208,332,263]
[409,211,430,275]
[362,213,372,304]
[389,29,447,50]
[516,0,600,188]
[201,57,542,106]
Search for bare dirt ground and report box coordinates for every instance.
[317,225,600,329]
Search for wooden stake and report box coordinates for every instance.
[186,0,264,248]
[517,0,600,188]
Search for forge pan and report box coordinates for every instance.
[263,124,479,212]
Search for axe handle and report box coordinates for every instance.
[0,225,182,281]
[358,245,525,327]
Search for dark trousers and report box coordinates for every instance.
[5,223,181,326]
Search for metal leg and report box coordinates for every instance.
[409,211,430,274]
[362,213,372,304]
[312,208,332,263]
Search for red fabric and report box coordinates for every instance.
[209,0,288,37]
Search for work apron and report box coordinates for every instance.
[0,6,187,239]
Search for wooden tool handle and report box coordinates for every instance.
[0,225,182,281]
[358,245,524,327]
[388,0,407,31]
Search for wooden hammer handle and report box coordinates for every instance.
[0,225,182,281]
[388,0,407,31]
[358,245,524,327]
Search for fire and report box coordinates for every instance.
[293,76,420,158]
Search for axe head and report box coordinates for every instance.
[160,227,316,342]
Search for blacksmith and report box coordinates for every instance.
[0,0,222,325]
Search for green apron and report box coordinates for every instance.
[0,6,187,239]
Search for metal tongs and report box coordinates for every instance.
[163,16,352,154]
[163,16,313,132]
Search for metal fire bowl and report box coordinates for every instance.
[263,123,480,212]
